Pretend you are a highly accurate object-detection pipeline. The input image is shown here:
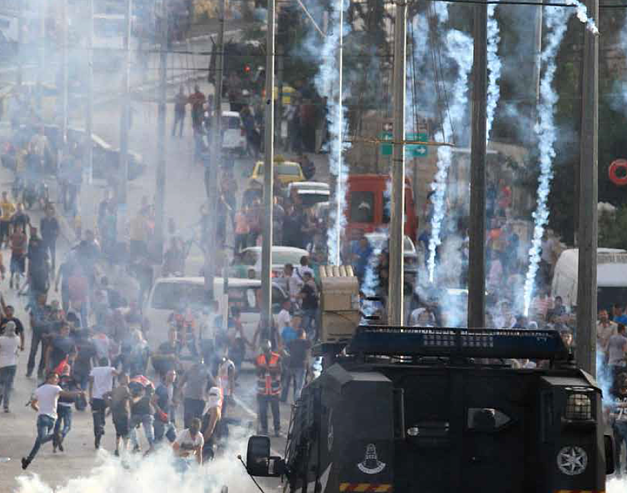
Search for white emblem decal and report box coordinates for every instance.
[557,446,588,476]
[357,444,386,475]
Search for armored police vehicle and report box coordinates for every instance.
[245,326,614,493]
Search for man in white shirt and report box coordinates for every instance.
[0,321,20,412]
[282,264,302,302]
[277,300,292,331]
[22,371,84,469]
[597,309,618,359]
[89,358,119,449]
[173,417,204,466]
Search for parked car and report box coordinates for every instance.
[221,110,247,155]
[232,246,309,280]
[44,125,146,181]
[250,159,305,185]
[287,181,330,208]
[144,276,289,360]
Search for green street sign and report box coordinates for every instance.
[380,132,428,158]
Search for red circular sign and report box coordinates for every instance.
[609,159,627,186]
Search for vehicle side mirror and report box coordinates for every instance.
[605,434,615,475]
[246,436,286,478]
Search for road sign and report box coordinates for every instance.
[380,132,428,158]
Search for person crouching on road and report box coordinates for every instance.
[173,417,204,470]
[256,339,282,437]
[22,371,84,470]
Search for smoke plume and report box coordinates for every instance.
[427,28,474,283]
[522,6,572,315]
[313,0,351,265]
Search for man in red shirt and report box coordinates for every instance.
[9,225,27,290]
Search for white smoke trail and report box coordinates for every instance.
[14,435,253,493]
[314,0,351,265]
[565,0,599,35]
[486,3,502,141]
[522,7,572,316]
[427,29,474,283]
[406,15,430,129]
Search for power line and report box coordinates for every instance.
[425,0,626,6]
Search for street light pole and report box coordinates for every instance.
[388,0,406,326]
[576,0,599,376]
[17,0,23,86]
[467,2,488,329]
[333,0,344,266]
[203,0,225,300]
[37,0,46,117]
[85,0,94,184]
[61,0,68,150]
[118,0,132,235]
[261,0,276,327]
[154,0,168,264]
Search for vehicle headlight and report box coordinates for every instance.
[565,393,592,420]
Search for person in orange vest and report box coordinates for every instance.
[255,339,282,437]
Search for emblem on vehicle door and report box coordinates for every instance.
[556,446,588,476]
[357,444,386,474]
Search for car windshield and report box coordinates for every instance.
[239,249,305,266]
[273,250,306,265]
[255,163,300,176]
[151,282,206,311]
[222,116,240,129]
[350,191,375,223]
[241,250,259,266]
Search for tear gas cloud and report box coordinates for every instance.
[522,7,572,316]
[486,3,502,142]
[312,0,351,265]
[14,432,253,493]
[565,0,599,35]
[427,28,474,283]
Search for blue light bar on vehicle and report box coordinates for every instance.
[347,326,570,360]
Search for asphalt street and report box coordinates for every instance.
[0,37,322,491]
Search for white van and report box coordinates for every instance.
[144,276,289,358]
[221,111,247,155]
[551,248,627,311]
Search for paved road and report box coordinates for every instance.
[0,42,324,492]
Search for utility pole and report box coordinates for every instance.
[37,0,46,117]
[333,0,344,266]
[276,45,284,149]
[154,0,168,264]
[17,0,23,86]
[85,0,94,184]
[61,0,68,150]
[118,0,132,236]
[261,0,276,326]
[388,0,406,326]
[532,5,543,109]
[467,2,488,329]
[575,0,599,376]
[203,0,225,300]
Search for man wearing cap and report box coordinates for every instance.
[255,340,282,436]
